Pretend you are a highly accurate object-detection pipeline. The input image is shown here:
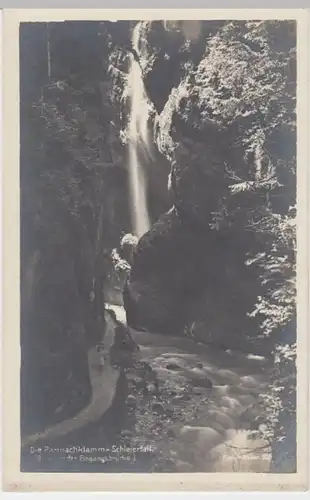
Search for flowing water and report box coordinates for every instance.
[107,304,271,472]
[22,302,271,472]
[125,23,152,238]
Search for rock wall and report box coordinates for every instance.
[124,20,295,355]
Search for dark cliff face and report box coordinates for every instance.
[124,20,296,354]
[139,21,226,115]
[124,206,262,350]
[20,20,172,438]
[19,21,135,436]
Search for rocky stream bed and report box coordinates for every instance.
[21,305,272,473]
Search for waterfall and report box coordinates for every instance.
[125,23,152,238]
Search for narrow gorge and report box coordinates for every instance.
[20,19,296,474]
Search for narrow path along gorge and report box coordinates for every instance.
[21,312,123,448]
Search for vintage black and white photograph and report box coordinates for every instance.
[17,17,298,476]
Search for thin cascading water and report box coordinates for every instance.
[125,23,152,238]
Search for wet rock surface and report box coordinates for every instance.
[121,328,271,472]
[21,309,272,473]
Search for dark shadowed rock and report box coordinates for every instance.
[166,363,182,371]
[152,402,165,414]
[124,206,216,335]
[189,377,213,389]
[124,203,261,350]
